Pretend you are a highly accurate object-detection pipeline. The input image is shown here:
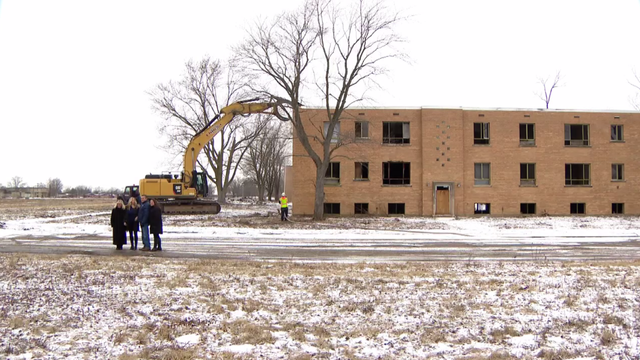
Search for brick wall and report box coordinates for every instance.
[292,107,640,216]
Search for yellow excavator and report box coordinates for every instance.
[136,97,290,214]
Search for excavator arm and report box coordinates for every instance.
[182,97,289,187]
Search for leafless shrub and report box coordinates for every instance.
[8,315,28,329]
[600,328,617,346]
[489,326,520,343]
[221,319,274,345]
[537,348,579,359]
[160,347,197,360]
[602,314,625,327]
[421,327,447,343]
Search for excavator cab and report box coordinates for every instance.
[192,170,209,197]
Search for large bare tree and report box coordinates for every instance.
[47,178,63,197]
[629,71,640,110]
[150,57,268,204]
[536,71,562,109]
[242,120,290,202]
[238,0,403,219]
[8,176,25,188]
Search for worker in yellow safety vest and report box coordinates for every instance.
[279,192,288,221]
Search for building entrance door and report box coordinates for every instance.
[435,185,450,215]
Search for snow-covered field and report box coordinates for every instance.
[0,198,639,359]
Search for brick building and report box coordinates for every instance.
[289,107,640,216]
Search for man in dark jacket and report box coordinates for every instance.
[138,195,151,251]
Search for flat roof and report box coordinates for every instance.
[303,106,640,114]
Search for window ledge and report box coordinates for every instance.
[355,138,370,142]
[564,185,592,187]
[353,179,370,182]
[473,144,491,146]
[519,185,538,187]
[564,145,592,148]
[324,183,341,187]
[381,143,411,146]
[381,184,412,187]
[519,144,536,148]
[611,180,626,182]
[610,140,625,143]
[473,185,492,187]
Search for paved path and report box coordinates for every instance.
[1,234,638,262]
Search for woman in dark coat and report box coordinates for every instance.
[149,199,163,251]
[125,198,140,250]
[110,199,127,250]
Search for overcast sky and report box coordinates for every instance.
[1,0,639,190]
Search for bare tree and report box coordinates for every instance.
[150,57,269,205]
[629,71,640,110]
[238,0,404,219]
[536,71,562,109]
[47,178,63,197]
[242,120,290,202]
[8,176,26,188]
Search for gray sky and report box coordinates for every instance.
[1,0,639,190]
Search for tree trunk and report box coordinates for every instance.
[313,170,325,220]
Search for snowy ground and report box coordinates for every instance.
[0,198,639,359]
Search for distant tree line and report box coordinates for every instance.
[4,176,121,198]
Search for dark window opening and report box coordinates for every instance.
[354,203,369,214]
[323,122,340,143]
[383,162,410,185]
[565,164,590,186]
[519,123,535,146]
[325,162,340,184]
[564,124,590,146]
[383,122,410,144]
[570,203,585,214]
[474,123,490,145]
[474,203,491,214]
[355,121,369,139]
[355,162,369,180]
[612,164,624,181]
[520,203,536,215]
[612,203,624,214]
[324,203,340,214]
[520,163,536,186]
[611,125,623,141]
[474,163,490,185]
[388,203,405,215]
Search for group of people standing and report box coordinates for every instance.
[110,194,163,251]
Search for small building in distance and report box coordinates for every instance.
[0,187,48,199]
[290,107,640,216]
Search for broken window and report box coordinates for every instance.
[520,203,536,215]
[474,163,490,185]
[382,162,410,185]
[612,203,624,214]
[355,121,369,139]
[323,121,340,143]
[570,203,585,214]
[520,163,536,186]
[612,164,624,181]
[474,123,490,145]
[388,203,405,215]
[519,123,535,146]
[354,162,369,180]
[565,164,590,186]
[325,162,340,184]
[611,125,623,141]
[354,203,369,214]
[382,122,410,144]
[564,124,590,146]
[324,203,340,215]
[474,203,491,214]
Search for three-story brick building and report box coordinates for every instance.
[289,107,640,216]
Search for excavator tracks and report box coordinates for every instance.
[159,200,221,215]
